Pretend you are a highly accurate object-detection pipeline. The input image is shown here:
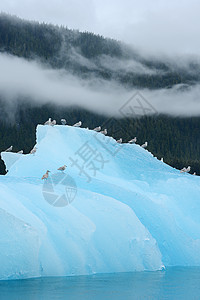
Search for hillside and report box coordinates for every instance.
[0,13,200,89]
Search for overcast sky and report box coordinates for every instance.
[0,0,200,56]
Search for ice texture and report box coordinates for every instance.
[0,124,199,280]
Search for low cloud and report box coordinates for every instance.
[98,55,159,75]
[62,46,160,75]
[0,53,200,118]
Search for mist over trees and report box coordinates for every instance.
[0,13,199,89]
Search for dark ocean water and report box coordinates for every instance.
[0,267,200,300]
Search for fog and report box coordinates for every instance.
[0,53,200,117]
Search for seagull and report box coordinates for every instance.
[73,121,82,127]
[17,150,23,154]
[61,119,66,125]
[180,166,191,173]
[44,118,52,125]
[100,129,107,135]
[93,126,101,132]
[5,146,13,152]
[58,165,67,172]
[161,158,164,162]
[30,147,37,154]
[128,137,137,144]
[141,142,148,148]
[180,167,186,173]
[185,166,191,173]
[51,120,56,126]
[193,172,196,175]
[42,170,50,180]
[116,138,122,144]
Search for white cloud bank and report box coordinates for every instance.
[0,53,200,117]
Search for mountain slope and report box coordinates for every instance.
[0,13,199,89]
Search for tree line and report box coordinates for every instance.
[0,103,199,175]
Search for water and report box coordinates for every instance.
[0,267,200,300]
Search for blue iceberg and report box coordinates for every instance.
[0,124,199,280]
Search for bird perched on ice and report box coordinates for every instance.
[100,129,107,135]
[57,165,67,172]
[180,167,186,173]
[17,150,23,154]
[42,170,50,180]
[193,172,196,175]
[180,166,191,173]
[44,118,52,125]
[5,146,13,152]
[141,142,148,148]
[51,120,56,126]
[61,119,66,125]
[73,121,82,127]
[116,138,122,144]
[30,147,37,154]
[185,166,191,173]
[128,137,137,144]
[161,158,164,162]
[93,126,101,132]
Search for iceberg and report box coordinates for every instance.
[0,124,200,280]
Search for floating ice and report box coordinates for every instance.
[0,124,200,280]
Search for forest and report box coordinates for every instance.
[0,13,200,89]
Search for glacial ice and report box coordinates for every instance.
[0,124,200,280]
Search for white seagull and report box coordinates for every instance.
[51,120,56,126]
[180,167,186,173]
[58,165,67,172]
[161,158,164,162]
[5,146,13,152]
[73,121,82,127]
[185,166,191,173]
[93,126,101,132]
[44,118,52,125]
[61,119,66,125]
[116,138,122,144]
[17,150,23,154]
[30,147,37,154]
[100,129,107,135]
[141,142,148,148]
[42,170,50,180]
[128,137,137,144]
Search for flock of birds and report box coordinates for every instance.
[2,117,196,177]
[4,145,36,155]
[43,118,146,147]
